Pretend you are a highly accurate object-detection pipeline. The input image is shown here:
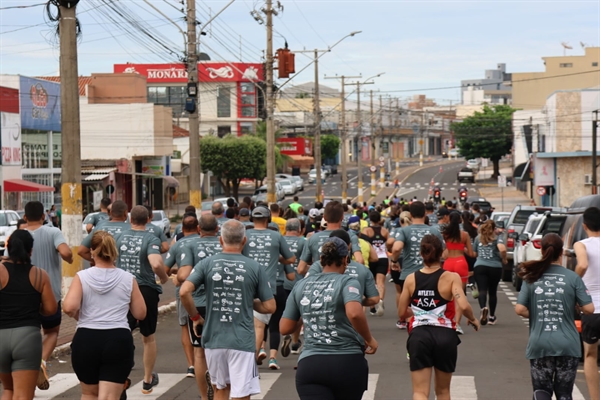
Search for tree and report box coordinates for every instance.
[451,104,517,178]
[320,134,341,161]
[200,135,266,200]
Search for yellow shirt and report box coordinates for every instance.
[355,237,371,268]
[272,216,287,235]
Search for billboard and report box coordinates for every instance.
[534,156,555,187]
[19,76,61,132]
[0,112,22,166]
[114,63,264,84]
[277,138,313,156]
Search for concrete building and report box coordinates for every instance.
[461,63,512,106]
[511,47,600,110]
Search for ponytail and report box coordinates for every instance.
[90,231,118,264]
[518,233,563,284]
[6,230,34,264]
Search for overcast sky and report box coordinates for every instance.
[1,0,598,104]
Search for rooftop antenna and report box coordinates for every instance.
[561,42,573,56]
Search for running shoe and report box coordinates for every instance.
[480,307,489,326]
[205,371,214,400]
[120,378,131,400]
[186,366,195,378]
[406,352,410,360]
[268,358,280,370]
[396,320,407,330]
[456,325,464,335]
[376,300,385,316]
[290,340,303,355]
[37,360,49,390]
[488,316,497,325]
[141,372,159,394]
[257,348,267,365]
[369,308,377,316]
[281,335,292,358]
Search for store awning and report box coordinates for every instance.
[4,179,55,192]
[83,174,109,182]
[82,168,116,182]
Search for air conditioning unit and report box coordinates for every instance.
[584,174,592,185]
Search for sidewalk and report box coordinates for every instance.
[475,163,530,213]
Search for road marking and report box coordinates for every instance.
[450,376,477,399]
[127,374,186,400]
[511,301,517,305]
[362,374,379,400]
[34,373,80,399]
[508,296,518,301]
[253,372,281,400]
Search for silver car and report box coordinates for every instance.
[0,210,20,255]
[291,176,304,191]
[278,179,296,195]
[151,210,171,238]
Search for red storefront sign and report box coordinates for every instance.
[0,86,19,114]
[114,63,264,83]
[277,138,313,156]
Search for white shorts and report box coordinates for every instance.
[205,349,260,398]
[176,298,188,326]
[253,310,272,325]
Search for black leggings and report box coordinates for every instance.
[296,354,368,400]
[530,356,579,400]
[267,285,289,351]
[474,266,502,316]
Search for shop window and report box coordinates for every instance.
[240,122,254,135]
[147,86,186,117]
[217,87,231,118]
[240,83,256,118]
[217,126,231,138]
[241,107,256,117]
[559,63,573,68]
[593,62,598,67]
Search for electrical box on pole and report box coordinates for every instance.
[276,48,295,78]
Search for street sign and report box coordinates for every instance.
[105,184,115,195]
[379,161,385,167]
[537,186,546,196]
[497,175,507,188]
[481,158,489,168]
[378,156,385,162]
[369,166,377,173]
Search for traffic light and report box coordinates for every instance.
[277,48,296,79]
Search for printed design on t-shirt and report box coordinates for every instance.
[299,279,339,345]
[246,232,274,267]
[532,274,567,332]
[478,242,495,260]
[118,234,144,276]
[408,227,436,266]
[411,289,454,329]
[209,260,249,324]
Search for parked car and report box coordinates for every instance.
[308,168,327,184]
[457,167,475,183]
[466,159,480,172]
[448,148,460,158]
[291,176,304,191]
[491,211,510,225]
[466,198,493,215]
[561,195,600,271]
[278,179,296,195]
[512,213,545,291]
[0,210,20,255]
[252,183,285,203]
[151,210,171,238]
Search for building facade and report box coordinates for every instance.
[461,63,512,106]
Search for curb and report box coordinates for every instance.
[51,300,177,359]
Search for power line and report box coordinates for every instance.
[0,2,46,10]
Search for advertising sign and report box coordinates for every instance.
[114,63,264,84]
[0,112,21,166]
[534,156,555,187]
[19,76,61,132]
[142,156,166,177]
[277,138,313,156]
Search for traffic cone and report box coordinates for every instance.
[430,178,435,186]
[439,166,443,173]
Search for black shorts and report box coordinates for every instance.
[407,326,461,373]
[296,354,368,400]
[582,314,600,344]
[371,259,389,277]
[128,286,159,337]
[71,328,133,385]
[41,300,62,330]
[391,272,403,286]
[188,307,206,348]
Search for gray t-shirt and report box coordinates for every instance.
[283,236,306,291]
[81,221,131,248]
[282,272,364,361]
[427,213,439,225]
[187,253,273,352]
[184,235,223,307]
[87,212,109,228]
[145,223,168,243]
[114,229,162,293]
[28,225,67,301]
[517,265,592,360]
[243,229,294,294]
[395,224,444,280]
[306,260,379,301]
[474,237,503,268]
[300,230,361,265]
[174,223,182,236]
[164,233,200,299]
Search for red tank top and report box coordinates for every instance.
[409,269,455,331]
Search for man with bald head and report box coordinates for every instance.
[212,202,228,227]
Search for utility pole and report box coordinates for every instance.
[378,95,383,161]
[357,84,364,204]
[326,74,361,204]
[187,0,201,209]
[370,90,375,166]
[264,0,277,204]
[593,110,598,195]
[314,50,322,202]
[59,1,81,290]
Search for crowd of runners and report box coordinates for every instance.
[1,195,600,400]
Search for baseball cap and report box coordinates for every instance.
[320,219,328,228]
[251,206,270,218]
[324,236,349,257]
[309,208,320,218]
[348,216,360,225]
[239,208,250,217]
[437,208,450,218]
[329,229,351,245]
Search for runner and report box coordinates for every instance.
[473,220,507,326]
[0,230,57,399]
[280,237,378,400]
[270,203,287,235]
[114,206,169,394]
[387,211,412,329]
[180,220,275,400]
[22,201,73,390]
[238,208,253,226]
[78,200,130,263]
[242,206,295,365]
[516,233,594,400]
[441,211,475,333]
[289,196,302,215]
[390,202,444,330]
[144,205,170,254]
[461,211,479,297]
[361,211,390,316]
[176,214,223,400]
[212,202,229,228]
[63,231,146,400]
[425,202,438,226]
[574,206,600,400]
[297,201,364,275]
[85,198,111,233]
[397,234,480,400]
[173,205,197,240]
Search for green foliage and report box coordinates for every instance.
[253,121,292,170]
[320,134,341,160]
[451,104,517,177]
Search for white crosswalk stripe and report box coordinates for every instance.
[34,374,80,399]
[127,374,186,400]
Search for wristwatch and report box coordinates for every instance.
[391,259,399,264]
[190,313,201,322]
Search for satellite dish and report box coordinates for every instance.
[561,42,573,49]
[198,52,211,61]
[580,41,588,48]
